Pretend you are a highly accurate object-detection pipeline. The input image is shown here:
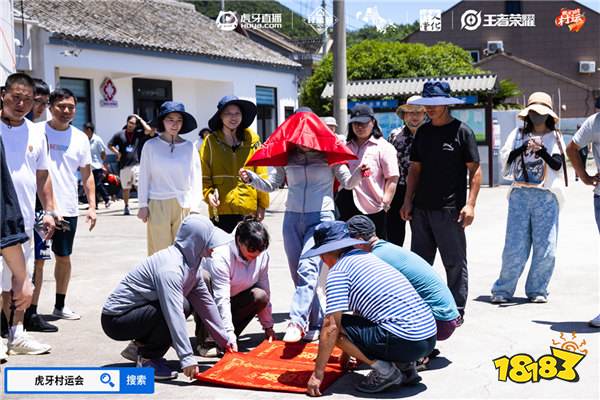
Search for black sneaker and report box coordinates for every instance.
[123,206,130,216]
[24,314,59,333]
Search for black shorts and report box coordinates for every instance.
[51,217,78,257]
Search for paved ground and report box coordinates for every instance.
[1,172,599,399]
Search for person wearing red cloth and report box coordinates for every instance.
[239,111,368,343]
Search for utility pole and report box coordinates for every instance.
[321,0,328,56]
[221,0,225,11]
[333,0,347,136]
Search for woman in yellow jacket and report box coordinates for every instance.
[201,96,269,232]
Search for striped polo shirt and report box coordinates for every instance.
[326,249,437,341]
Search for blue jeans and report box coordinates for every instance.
[282,211,334,331]
[594,195,600,233]
[492,188,559,299]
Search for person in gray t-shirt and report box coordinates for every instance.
[83,122,110,208]
[566,102,600,328]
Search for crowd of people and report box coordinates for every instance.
[1,71,599,396]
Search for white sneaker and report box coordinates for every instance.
[53,306,80,320]
[1,339,7,363]
[589,313,600,328]
[197,343,218,357]
[120,341,138,362]
[8,333,51,355]
[283,323,304,343]
[303,329,320,342]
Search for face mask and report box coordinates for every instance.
[529,112,548,126]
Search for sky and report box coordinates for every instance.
[277,0,600,31]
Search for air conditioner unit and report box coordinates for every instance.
[487,41,504,54]
[579,61,596,74]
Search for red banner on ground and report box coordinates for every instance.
[195,340,345,393]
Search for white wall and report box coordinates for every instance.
[43,44,298,143]
[1,0,15,81]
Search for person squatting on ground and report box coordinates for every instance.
[196,216,275,356]
[401,81,481,319]
[336,104,399,239]
[101,215,235,380]
[566,99,600,327]
[386,96,426,246]
[0,136,36,361]
[38,88,97,322]
[304,221,436,396]
[84,122,111,209]
[347,215,461,367]
[491,92,567,304]
[0,73,57,354]
[239,111,366,343]
[137,101,205,256]
[108,114,154,215]
[201,96,269,232]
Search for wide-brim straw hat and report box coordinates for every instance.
[397,95,426,114]
[518,92,559,123]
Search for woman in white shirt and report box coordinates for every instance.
[137,102,205,255]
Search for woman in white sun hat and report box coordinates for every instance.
[491,92,567,305]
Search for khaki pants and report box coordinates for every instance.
[147,198,190,255]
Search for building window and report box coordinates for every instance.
[505,1,522,14]
[256,86,277,141]
[284,106,295,120]
[469,50,480,63]
[59,77,91,130]
[132,78,172,124]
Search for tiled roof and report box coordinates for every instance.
[14,0,300,69]
[321,74,498,99]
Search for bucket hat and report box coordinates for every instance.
[518,92,559,123]
[151,101,198,134]
[320,116,338,127]
[408,81,465,106]
[397,95,425,115]
[208,95,257,131]
[301,221,367,259]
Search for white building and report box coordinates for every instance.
[1,0,16,81]
[13,0,300,143]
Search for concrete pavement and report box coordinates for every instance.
[1,173,599,399]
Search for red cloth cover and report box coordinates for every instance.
[195,340,344,393]
[245,112,357,167]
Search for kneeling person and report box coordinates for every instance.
[305,221,436,396]
[197,217,275,355]
[101,215,234,380]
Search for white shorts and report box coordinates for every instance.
[1,230,34,292]
[119,165,139,190]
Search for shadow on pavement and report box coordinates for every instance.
[473,295,530,307]
[329,371,428,398]
[424,356,452,371]
[532,320,600,334]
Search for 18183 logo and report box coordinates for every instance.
[493,332,587,383]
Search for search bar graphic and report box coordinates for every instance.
[4,368,154,394]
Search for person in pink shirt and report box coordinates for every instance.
[336,105,399,239]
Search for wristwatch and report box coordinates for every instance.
[44,210,59,218]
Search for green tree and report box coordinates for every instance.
[187,1,319,40]
[493,79,523,109]
[301,41,484,114]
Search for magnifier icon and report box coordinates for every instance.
[100,373,115,388]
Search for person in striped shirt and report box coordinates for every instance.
[303,221,437,396]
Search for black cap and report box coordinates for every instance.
[347,215,376,240]
[348,104,375,124]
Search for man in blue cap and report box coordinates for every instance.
[304,221,436,396]
[400,81,481,320]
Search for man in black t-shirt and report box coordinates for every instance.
[400,82,481,319]
[108,114,153,215]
